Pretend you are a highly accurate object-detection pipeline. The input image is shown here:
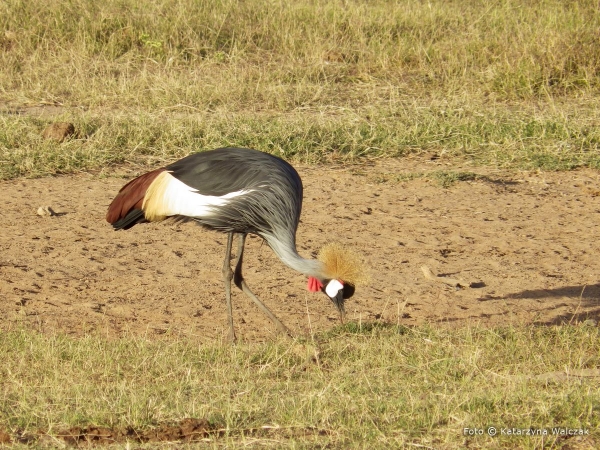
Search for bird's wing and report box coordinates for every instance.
[166,149,271,196]
[164,148,303,237]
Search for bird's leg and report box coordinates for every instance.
[222,232,236,343]
[232,233,245,286]
[233,233,291,337]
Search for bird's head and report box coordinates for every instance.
[306,243,368,320]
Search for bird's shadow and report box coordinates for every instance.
[478,283,600,325]
[478,283,600,302]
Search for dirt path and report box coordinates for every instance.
[1,158,599,342]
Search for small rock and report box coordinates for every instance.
[581,319,598,327]
[37,206,56,217]
[0,429,11,444]
[42,122,75,143]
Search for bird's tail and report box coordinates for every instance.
[106,168,166,229]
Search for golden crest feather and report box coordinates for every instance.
[318,242,369,286]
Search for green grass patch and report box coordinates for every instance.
[0,324,598,448]
[2,104,600,180]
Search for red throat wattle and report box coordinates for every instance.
[307,277,323,292]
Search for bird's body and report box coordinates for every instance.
[107,148,364,340]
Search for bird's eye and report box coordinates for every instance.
[342,283,355,299]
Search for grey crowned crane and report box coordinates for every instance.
[106,147,366,341]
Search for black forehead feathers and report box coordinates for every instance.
[342,283,355,299]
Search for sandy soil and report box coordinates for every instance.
[1,157,599,342]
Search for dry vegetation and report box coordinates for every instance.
[1,325,599,448]
[1,0,600,448]
[1,0,600,178]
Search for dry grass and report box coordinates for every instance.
[0,323,598,448]
[2,0,599,107]
[1,0,600,179]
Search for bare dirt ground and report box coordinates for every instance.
[1,157,599,342]
[3,418,215,446]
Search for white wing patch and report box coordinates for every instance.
[143,171,251,221]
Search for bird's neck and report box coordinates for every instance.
[263,233,327,279]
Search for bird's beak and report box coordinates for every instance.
[332,290,346,323]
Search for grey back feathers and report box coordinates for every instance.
[171,149,324,276]
[169,148,302,237]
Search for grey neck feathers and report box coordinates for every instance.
[263,233,327,279]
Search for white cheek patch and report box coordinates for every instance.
[325,279,343,298]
